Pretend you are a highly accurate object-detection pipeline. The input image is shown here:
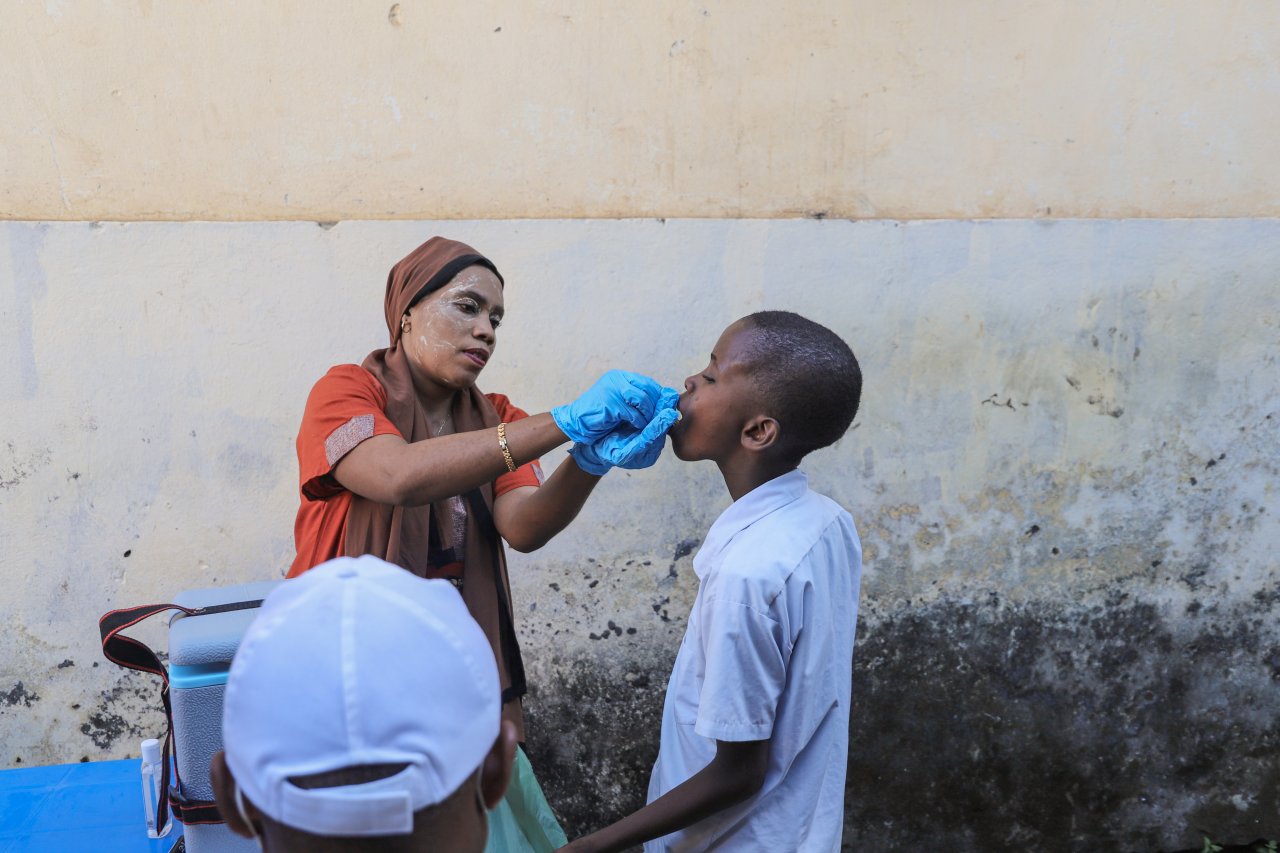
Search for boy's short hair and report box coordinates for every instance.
[738,311,861,463]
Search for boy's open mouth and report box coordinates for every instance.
[670,405,688,437]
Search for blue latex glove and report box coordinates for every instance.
[569,389,680,476]
[570,410,680,475]
[553,371,677,445]
[595,406,680,469]
[568,441,614,477]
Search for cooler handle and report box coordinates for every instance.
[98,598,265,829]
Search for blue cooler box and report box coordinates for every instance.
[168,580,280,853]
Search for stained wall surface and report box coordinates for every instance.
[2,220,1277,851]
[3,3,1279,852]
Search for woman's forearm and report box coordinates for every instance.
[334,413,569,507]
[493,455,601,552]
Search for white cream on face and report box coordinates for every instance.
[431,279,492,333]
[407,306,453,357]
[403,268,504,374]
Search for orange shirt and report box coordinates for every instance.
[288,364,543,578]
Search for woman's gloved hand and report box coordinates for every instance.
[597,406,680,469]
[553,371,678,445]
[567,441,614,477]
[569,396,680,476]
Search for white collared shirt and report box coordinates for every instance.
[645,469,863,852]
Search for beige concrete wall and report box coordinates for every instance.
[3,1,1279,221]
[1,219,1277,850]
[4,3,1279,849]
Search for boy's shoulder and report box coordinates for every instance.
[732,485,851,554]
[709,487,855,598]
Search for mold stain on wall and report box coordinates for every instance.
[845,592,1280,851]
[522,577,1280,852]
[518,400,1279,850]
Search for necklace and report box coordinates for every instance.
[428,417,454,438]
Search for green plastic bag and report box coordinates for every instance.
[485,746,569,853]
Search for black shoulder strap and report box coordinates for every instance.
[465,490,527,706]
[98,598,264,828]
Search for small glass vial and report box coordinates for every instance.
[140,738,173,839]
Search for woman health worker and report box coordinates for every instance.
[286,236,676,850]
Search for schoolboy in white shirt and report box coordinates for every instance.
[560,311,864,852]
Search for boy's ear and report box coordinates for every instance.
[740,415,780,453]
[210,751,259,839]
[480,719,518,809]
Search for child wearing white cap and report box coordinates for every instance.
[211,555,519,852]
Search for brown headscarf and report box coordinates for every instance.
[343,236,526,738]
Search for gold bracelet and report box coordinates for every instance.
[497,422,517,473]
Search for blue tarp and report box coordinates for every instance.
[0,759,181,853]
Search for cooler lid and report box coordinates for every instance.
[167,580,281,668]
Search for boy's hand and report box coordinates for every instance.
[552,371,676,445]
[550,739,769,853]
[553,842,593,853]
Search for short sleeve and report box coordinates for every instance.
[487,393,545,496]
[693,597,787,742]
[297,365,402,500]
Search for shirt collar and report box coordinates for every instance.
[693,469,809,579]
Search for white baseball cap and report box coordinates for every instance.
[222,555,500,837]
